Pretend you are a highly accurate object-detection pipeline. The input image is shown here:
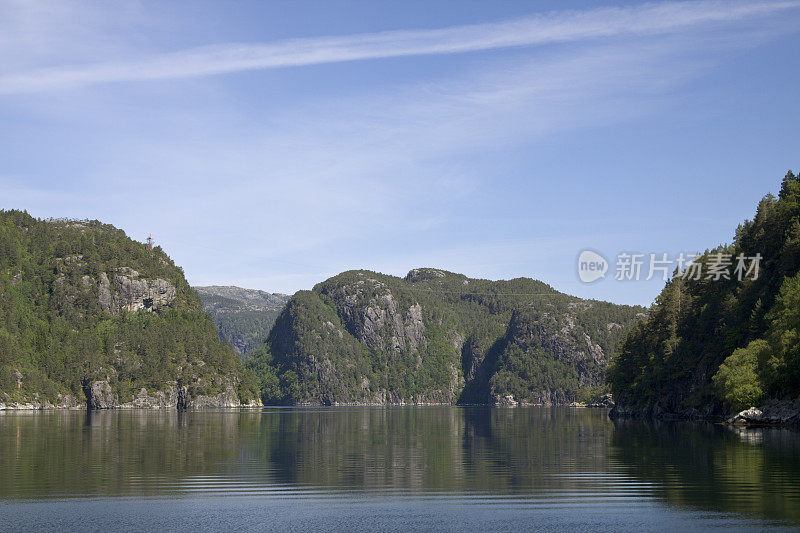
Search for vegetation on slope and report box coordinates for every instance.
[608,170,800,416]
[0,210,257,405]
[247,268,644,405]
[194,286,289,356]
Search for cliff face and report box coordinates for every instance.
[194,286,289,356]
[489,307,608,406]
[53,262,178,316]
[248,268,644,406]
[0,210,257,409]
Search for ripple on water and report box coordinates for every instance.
[0,407,799,530]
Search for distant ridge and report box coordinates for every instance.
[246,268,645,406]
[195,286,290,356]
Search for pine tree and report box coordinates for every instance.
[779,170,797,200]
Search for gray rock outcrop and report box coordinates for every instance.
[111,269,176,313]
[0,392,81,410]
[319,275,428,355]
[76,381,247,410]
[83,380,118,409]
[493,394,519,407]
[588,393,615,408]
[98,272,112,312]
[188,384,241,409]
[727,398,800,425]
[125,386,180,409]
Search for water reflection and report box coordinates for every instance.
[1,407,798,525]
[610,419,800,523]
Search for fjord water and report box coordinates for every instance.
[1,408,798,531]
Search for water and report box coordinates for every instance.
[1,407,798,531]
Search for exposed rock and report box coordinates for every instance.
[759,397,800,425]
[405,268,447,282]
[728,407,763,424]
[0,402,38,410]
[255,268,642,406]
[609,400,719,421]
[319,276,427,355]
[177,386,189,410]
[121,386,180,409]
[112,271,176,313]
[588,393,615,408]
[493,394,519,407]
[500,389,571,406]
[194,286,289,311]
[1,212,256,408]
[727,398,800,426]
[492,308,607,404]
[13,379,255,411]
[55,394,81,408]
[188,384,240,409]
[0,393,82,410]
[403,303,427,354]
[98,272,112,312]
[241,398,263,408]
[83,380,118,409]
[44,263,175,317]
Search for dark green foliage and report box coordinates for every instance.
[194,287,288,356]
[0,210,256,404]
[247,268,644,405]
[252,290,383,405]
[608,170,800,416]
[212,309,282,352]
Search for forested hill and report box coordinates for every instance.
[0,210,257,408]
[609,170,800,420]
[246,268,645,406]
[194,286,289,356]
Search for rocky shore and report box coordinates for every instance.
[610,396,800,427]
[726,398,800,426]
[1,380,262,411]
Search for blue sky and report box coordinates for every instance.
[1,0,799,305]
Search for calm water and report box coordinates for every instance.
[1,407,799,531]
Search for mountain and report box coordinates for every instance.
[246,268,645,406]
[0,210,258,409]
[608,170,800,422]
[194,286,289,356]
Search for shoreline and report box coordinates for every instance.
[0,402,612,411]
[610,397,800,427]
[0,403,264,411]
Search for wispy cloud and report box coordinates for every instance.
[2,0,798,302]
[55,29,768,289]
[0,0,797,94]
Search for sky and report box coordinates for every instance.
[1,0,799,306]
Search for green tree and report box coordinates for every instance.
[779,170,798,200]
[610,170,800,417]
[712,339,767,412]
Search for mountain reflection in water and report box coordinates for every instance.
[1,407,798,531]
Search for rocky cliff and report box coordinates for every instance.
[247,268,645,406]
[0,210,257,409]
